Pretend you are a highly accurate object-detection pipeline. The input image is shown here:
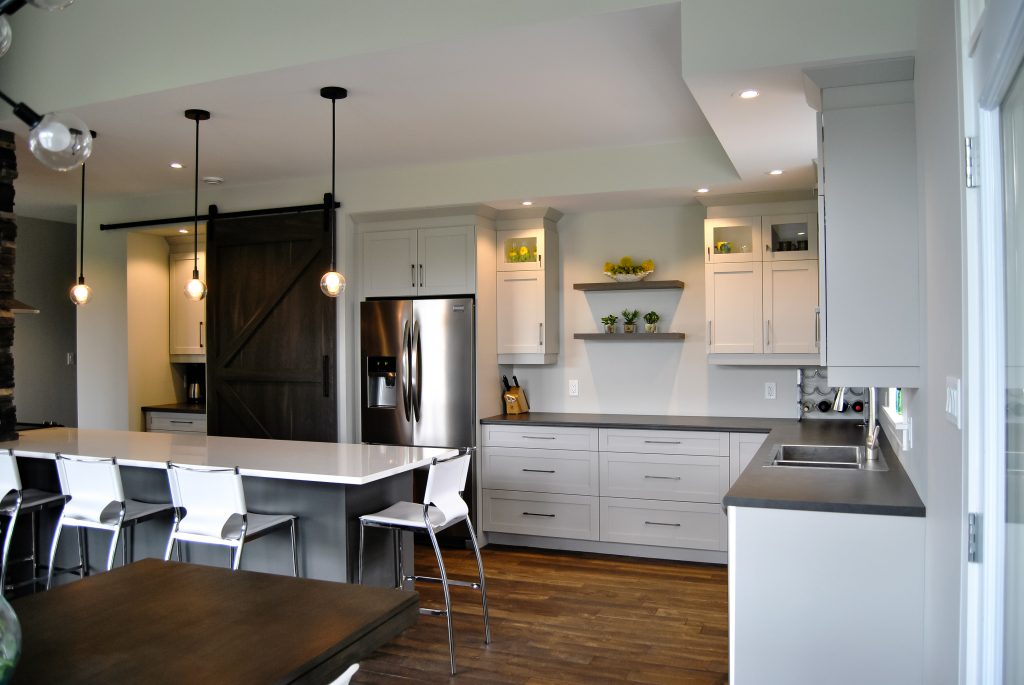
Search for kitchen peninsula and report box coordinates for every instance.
[1,428,454,583]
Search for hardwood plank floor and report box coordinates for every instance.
[355,544,729,684]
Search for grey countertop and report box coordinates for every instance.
[141,402,206,414]
[480,412,924,517]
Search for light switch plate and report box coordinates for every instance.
[765,382,777,400]
[945,376,961,429]
[568,379,579,397]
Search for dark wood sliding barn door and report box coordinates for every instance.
[206,203,337,442]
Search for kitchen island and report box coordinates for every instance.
[1,428,454,584]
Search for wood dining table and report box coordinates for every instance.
[10,559,418,684]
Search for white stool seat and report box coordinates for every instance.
[358,502,447,531]
[61,497,173,529]
[172,512,295,545]
[1,451,67,594]
[0,489,65,516]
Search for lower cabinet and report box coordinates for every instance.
[481,424,755,558]
[146,411,208,434]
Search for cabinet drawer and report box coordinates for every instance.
[482,424,598,451]
[600,453,729,503]
[599,498,726,550]
[483,447,598,495]
[147,413,207,433]
[598,428,729,456]
[482,490,598,540]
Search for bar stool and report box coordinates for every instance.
[46,453,174,589]
[164,462,299,576]
[0,450,66,594]
[357,449,490,676]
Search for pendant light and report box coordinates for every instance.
[183,109,209,301]
[319,86,347,297]
[69,130,96,306]
[0,89,93,172]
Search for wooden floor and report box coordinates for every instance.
[356,543,729,684]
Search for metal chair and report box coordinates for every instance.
[46,453,174,589]
[0,449,66,594]
[328,663,359,685]
[164,462,299,576]
[357,449,490,676]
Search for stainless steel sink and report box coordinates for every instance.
[764,444,888,471]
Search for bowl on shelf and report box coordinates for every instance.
[604,271,653,282]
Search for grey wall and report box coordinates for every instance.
[13,216,78,426]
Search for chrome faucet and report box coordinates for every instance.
[831,386,846,412]
[865,387,879,459]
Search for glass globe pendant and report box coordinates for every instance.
[183,109,209,301]
[320,270,345,297]
[319,87,348,298]
[28,111,93,172]
[28,0,77,10]
[0,17,12,58]
[69,278,92,305]
[184,271,207,301]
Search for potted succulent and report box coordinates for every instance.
[600,314,618,334]
[622,309,640,334]
[644,311,660,333]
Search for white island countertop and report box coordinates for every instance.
[1,428,455,485]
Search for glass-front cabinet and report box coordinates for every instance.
[762,213,818,262]
[704,216,762,263]
[499,228,545,271]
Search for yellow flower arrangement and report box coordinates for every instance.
[603,256,655,277]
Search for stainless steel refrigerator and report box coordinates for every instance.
[361,297,475,449]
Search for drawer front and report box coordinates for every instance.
[598,428,730,456]
[482,424,598,451]
[482,490,598,540]
[599,453,729,503]
[599,498,726,550]
[147,413,207,433]
[483,447,598,495]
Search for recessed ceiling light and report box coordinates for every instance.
[169,162,184,169]
[738,89,760,99]
[178,228,189,234]
[521,200,533,206]
[768,169,784,176]
[797,232,806,236]
[696,188,710,193]
[202,176,224,185]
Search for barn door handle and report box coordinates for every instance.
[322,355,330,398]
[199,322,204,348]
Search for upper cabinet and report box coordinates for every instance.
[762,214,817,262]
[362,225,475,298]
[705,214,817,264]
[809,60,920,387]
[496,210,561,364]
[169,251,206,359]
[704,216,762,263]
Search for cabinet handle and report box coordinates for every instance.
[707,320,713,346]
[539,322,543,346]
[815,308,821,347]
[539,254,542,268]
[504,277,539,282]
[169,420,194,425]
[644,475,681,480]
[522,468,555,474]
[523,512,556,518]
[644,521,681,527]
[644,439,681,444]
[707,246,711,260]
[523,435,556,440]
[766,243,771,252]
[199,322,204,348]
[411,264,416,287]
[419,264,424,287]
[766,319,771,348]
[322,355,330,398]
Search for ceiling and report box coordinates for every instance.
[2,3,827,222]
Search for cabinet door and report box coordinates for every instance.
[705,262,763,353]
[169,253,206,356]
[762,213,818,261]
[763,260,819,354]
[497,272,546,354]
[418,225,475,296]
[498,227,545,272]
[362,230,418,298]
[705,217,762,263]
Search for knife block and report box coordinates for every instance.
[503,387,530,414]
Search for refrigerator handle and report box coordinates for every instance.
[402,320,412,420]
[412,319,423,421]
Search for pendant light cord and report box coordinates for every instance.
[78,161,86,281]
[330,96,337,272]
[193,116,200,276]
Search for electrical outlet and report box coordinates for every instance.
[66,352,76,366]
[568,379,579,397]
[765,382,777,400]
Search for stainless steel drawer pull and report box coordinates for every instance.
[169,420,194,424]
[643,475,681,480]
[523,435,556,440]
[644,440,681,444]
[522,468,555,473]
[523,512,556,518]
[644,521,681,527]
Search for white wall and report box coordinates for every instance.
[506,205,800,417]
[12,216,77,426]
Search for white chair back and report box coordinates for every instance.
[328,663,359,685]
[56,453,125,524]
[0,450,22,499]
[167,463,247,540]
[423,452,471,525]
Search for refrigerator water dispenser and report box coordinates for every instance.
[366,356,397,408]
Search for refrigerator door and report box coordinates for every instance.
[411,298,475,448]
[360,300,414,446]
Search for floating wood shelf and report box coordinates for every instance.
[573,333,686,341]
[573,280,685,292]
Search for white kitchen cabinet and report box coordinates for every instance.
[705,262,763,354]
[496,213,560,364]
[762,260,820,354]
[762,213,817,262]
[729,432,768,487]
[169,252,206,358]
[146,410,207,434]
[361,225,474,298]
[704,216,762,263]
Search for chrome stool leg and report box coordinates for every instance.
[290,519,299,578]
[396,529,405,590]
[106,528,122,572]
[46,518,64,590]
[426,524,456,676]
[78,528,89,577]
[231,542,244,571]
[356,521,366,584]
[0,512,17,592]
[466,518,492,644]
